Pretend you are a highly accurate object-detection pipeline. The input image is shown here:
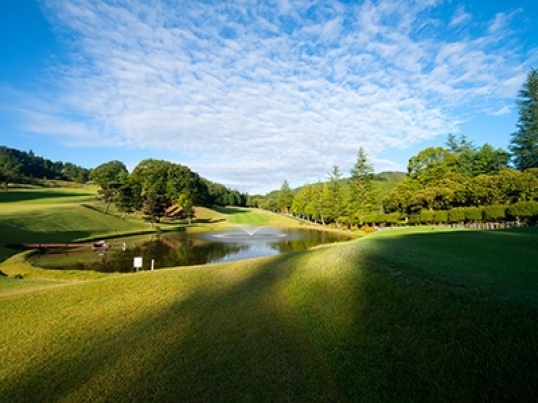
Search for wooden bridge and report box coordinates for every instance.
[22,241,126,251]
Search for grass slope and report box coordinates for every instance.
[2,228,537,402]
[0,187,151,267]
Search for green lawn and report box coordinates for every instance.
[213,206,302,227]
[1,226,537,401]
[363,226,538,304]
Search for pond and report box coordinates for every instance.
[36,226,352,272]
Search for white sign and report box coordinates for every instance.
[133,257,143,269]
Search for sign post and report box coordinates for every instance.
[133,257,143,272]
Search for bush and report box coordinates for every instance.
[507,201,538,218]
[448,208,465,223]
[464,207,483,222]
[408,214,420,225]
[362,214,379,225]
[433,210,448,224]
[419,210,434,224]
[483,205,506,221]
[384,213,401,226]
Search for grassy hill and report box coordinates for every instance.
[0,187,152,268]
[1,189,537,401]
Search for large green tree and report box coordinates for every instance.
[0,151,22,191]
[510,68,538,171]
[407,147,457,185]
[90,160,128,213]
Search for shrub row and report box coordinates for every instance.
[362,202,538,226]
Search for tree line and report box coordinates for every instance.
[0,146,90,190]
[262,68,538,228]
[0,147,249,222]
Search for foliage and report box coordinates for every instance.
[510,68,538,171]
[349,147,375,222]
[0,146,90,189]
[433,210,448,224]
[448,208,465,223]
[483,205,506,221]
[277,179,293,214]
[407,147,458,184]
[90,160,128,213]
[507,201,538,219]
[463,206,483,221]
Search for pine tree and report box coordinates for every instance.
[327,165,343,224]
[277,179,293,214]
[510,68,538,171]
[350,147,374,223]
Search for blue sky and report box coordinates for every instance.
[1,0,537,194]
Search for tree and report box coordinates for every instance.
[446,134,476,177]
[0,150,22,191]
[510,68,538,171]
[350,147,374,222]
[115,177,142,219]
[473,144,509,176]
[291,185,309,219]
[305,183,322,223]
[177,190,195,223]
[326,165,344,224]
[277,179,293,214]
[408,147,458,184]
[90,160,128,213]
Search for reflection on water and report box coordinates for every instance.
[50,228,351,272]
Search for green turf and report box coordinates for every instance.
[0,188,151,264]
[1,229,537,401]
[364,226,538,304]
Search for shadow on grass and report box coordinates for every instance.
[0,190,95,203]
[193,218,227,224]
[211,206,249,215]
[2,231,538,401]
[363,226,538,305]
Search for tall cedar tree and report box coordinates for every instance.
[350,147,374,220]
[278,179,293,214]
[510,68,538,170]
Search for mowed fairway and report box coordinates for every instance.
[1,221,538,401]
[0,187,151,266]
[214,206,298,227]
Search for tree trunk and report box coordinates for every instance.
[104,200,111,214]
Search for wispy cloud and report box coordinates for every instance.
[7,0,536,192]
[449,5,471,27]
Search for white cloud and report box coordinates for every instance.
[449,5,471,27]
[7,0,536,192]
[490,106,511,116]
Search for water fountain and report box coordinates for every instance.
[207,226,288,241]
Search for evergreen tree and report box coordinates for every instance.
[350,147,374,222]
[327,165,343,224]
[510,68,538,170]
[277,179,293,214]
